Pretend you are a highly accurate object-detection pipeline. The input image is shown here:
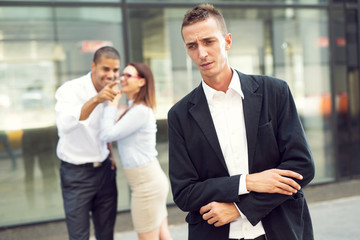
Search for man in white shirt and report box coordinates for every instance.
[168,4,315,240]
[55,46,120,240]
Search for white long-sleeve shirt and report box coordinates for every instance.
[202,69,265,239]
[100,103,158,169]
[55,72,109,164]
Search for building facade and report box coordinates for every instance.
[0,0,359,227]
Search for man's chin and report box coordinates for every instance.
[200,68,214,77]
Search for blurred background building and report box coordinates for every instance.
[0,0,359,228]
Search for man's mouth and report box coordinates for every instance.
[201,62,213,68]
[104,78,115,85]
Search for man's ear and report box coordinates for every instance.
[225,33,232,50]
[91,61,96,72]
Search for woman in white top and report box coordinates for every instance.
[101,62,172,240]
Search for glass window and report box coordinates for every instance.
[55,7,125,84]
[0,6,55,130]
[226,8,333,184]
[127,8,179,119]
[267,9,334,183]
[224,8,334,184]
[332,9,360,179]
[0,6,125,227]
[126,8,184,205]
[0,6,58,227]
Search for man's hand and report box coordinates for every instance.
[246,169,303,195]
[200,202,240,227]
[80,81,120,121]
[96,81,120,103]
[107,143,116,170]
[108,83,122,106]
[109,156,116,170]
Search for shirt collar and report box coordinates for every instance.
[128,99,135,107]
[88,71,98,96]
[202,68,244,106]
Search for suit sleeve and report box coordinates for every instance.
[237,80,315,226]
[168,106,241,212]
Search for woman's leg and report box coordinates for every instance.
[159,217,172,240]
[137,217,172,240]
[137,227,160,240]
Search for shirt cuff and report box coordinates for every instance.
[238,174,250,195]
[233,203,248,220]
[235,174,250,220]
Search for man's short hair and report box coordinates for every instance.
[93,46,120,64]
[181,4,227,36]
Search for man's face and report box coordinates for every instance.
[182,17,231,82]
[91,56,120,92]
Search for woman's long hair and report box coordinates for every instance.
[129,62,156,109]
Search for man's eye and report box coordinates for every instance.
[187,45,196,50]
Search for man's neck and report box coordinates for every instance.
[203,67,233,93]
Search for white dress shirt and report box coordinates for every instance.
[202,69,265,239]
[55,72,109,164]
[100,103,158,169]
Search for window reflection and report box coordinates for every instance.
[0,6,125,226]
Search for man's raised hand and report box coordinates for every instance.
[97,81,120,103]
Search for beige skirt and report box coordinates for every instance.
[123,159,169,233]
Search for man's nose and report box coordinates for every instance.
[107,71,116,80]
[198,45,208,59]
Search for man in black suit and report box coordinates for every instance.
[168,4,315,240]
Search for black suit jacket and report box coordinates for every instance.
[168,71,315,240]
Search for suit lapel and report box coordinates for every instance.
[187,72,263,174]
[237,71,263,173]
[188,84,228,172]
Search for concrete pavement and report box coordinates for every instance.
[310,195,360,239]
